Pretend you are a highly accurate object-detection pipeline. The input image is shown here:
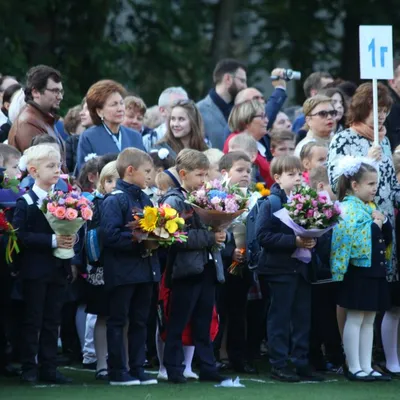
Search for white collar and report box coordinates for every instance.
[256,141,266,157]
[32,184,53,201]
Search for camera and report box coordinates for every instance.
[270,69,301,82]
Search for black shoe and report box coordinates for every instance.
[39,370,72,384]
[368,370,392,382]
[1,364,21,377]
[232,362,258,374]
[82,361,97,370]
[346,370,375,382]
[168,375,187,384]
[270,366,300,383]
[132,372,158,385]
[296,365,325,382]
[199,371,228,382]
[216,360,230,371]
[21,370,38,384]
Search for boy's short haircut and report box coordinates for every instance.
[218,151,251,172]
[299,141,327,161]
[203,148,224,166]
[97,160,118,194]
[116,148,153,178]
[175,149,209,173]
[270,130,295,149]
[0,143,21,165]
[97,153,118,174]
[24,144,61,168]
[270,155,303,177]
[30,134,59,148]
[309,166,330,189]
[124,95,147,116]
[228,133,258,156]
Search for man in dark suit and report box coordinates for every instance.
[386,58,400,149]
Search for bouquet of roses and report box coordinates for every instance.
[273,186,342,263]
[41,191,93,259]
[0,209,19,264]
[127,203,189,247]
[186,179,249,231]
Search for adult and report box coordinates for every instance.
[320,87,347,133]
[292,72,334,133]
[8,65,65,155]
[294,95,336,156]
[197,59,247,150]
[223,100,273,187]
[155,100,207,159]
[76,80,145,173]
[0,83,22,142]
[0,76,18,126]
[272,111,292,133]
[143,87,188,152]
[386,58,400,149]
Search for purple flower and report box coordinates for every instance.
[296,203,303,210]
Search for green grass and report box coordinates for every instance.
[1,366,400,400]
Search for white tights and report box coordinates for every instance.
[381,308,400,373]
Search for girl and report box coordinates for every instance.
[331,157,392,382]
[85,161,119,380]
[77,156,100,194]
[155,100,208,159]
[300,141,328,184]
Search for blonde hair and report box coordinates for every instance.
[97,161,118,194]
[175,149,209,173]
[299,141,328,161]
[309,166,329,189]
[228,133,258,158]
[303,95,333,130]
[116,148,153,178]
[24,144,60,168]
[124,95,147,115]
[203,148,224,166]
[228,100,264,132]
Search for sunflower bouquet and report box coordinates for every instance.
[127,204,189,247]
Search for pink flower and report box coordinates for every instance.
[65,196,77,206]
[81,207,93,221]
[47,203,56,213]
[65,208,78,221]
[318,194,327,204]
[296,203,303,210]
[77,199,88,208]
[324,209,333,219]
[54,206,66,219]
[306,210,314,218]
[311,200,318,207]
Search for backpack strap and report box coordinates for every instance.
[109,190,129,215]
[268,193,282,218]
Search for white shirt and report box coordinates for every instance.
[257,141,267,158]
[32,184,57,248]
[0,110,7,127]
[143,123,167,152]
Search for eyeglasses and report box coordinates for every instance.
[252,113,266,120]
[308,110,338,119]
[45,88,64,96]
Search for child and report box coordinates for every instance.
[12,144,76,384]
[162,149,226,384]
[203,148,224,181]
[77,157,100,193]
[218,151,257,374]
[0,144,20,179]
[101,148,160,386]
[256,155,324,382]
[269,130,295,158]
[155,167,181,196]
[331,159,392,382]
[300,141,328,184]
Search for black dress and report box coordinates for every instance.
[337,222,391,312]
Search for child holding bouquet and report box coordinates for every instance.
[100,148,161,386]
[162,149,227,384]
[12,144,75,385]
[331,158,392,382]
[256,155,324,382]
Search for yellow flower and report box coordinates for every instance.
[164,207,177,219]
[174,217,185,228]
[261,188,270,197]
[255,182,265,191]
[165,219,179,234]
[139,207,159,232]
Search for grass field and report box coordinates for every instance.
[1,365,400,400]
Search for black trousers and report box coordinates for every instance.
[259,274,311,369]
[164,264,217,378]
[107,282,153,380]
[21,279,66,373]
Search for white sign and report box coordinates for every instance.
[359,25,393,79]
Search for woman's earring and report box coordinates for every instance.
[101,115,104,121]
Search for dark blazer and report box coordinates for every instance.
[385,87,400,149]
[256,183,309,277]
[66,134,80,173]
[101,179,160,288]
[76,124,146,173]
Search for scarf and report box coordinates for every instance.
[351,122,386,143]
[330,196,373,281]
[209,88,234,121]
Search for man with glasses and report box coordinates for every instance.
[8,65,66,158]
[197,59,247,150]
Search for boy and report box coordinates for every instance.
[256,155,324,382]
[218,152,257,374]
[203,148,224,181]
[162,149,226,384]
[0,143,21,179]
[101,148,160,386]
[300,141,328,172]
[309,166,336,202]
[269,130,296,158]
[12,144,75,384]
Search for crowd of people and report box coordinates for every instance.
[1,57,400,387]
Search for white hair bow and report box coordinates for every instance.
[335,155,377,178]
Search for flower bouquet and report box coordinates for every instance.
[273,186,342,263]
[41,191,93,259]
[127,203,189,247]
[0,209,19,264]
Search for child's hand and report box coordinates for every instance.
[372,210,385,222]
[295,236,316,249]
[374,219,383,229]
[57,235,75,249]
[214,231,226,245]
[233,248,245,263]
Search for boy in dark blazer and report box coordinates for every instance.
[101,148,160,386]
[12,144,76,384]
[256,155,323,382]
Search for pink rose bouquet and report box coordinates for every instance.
[41,191,93,259]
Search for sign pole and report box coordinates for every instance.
[372,78,379,146]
